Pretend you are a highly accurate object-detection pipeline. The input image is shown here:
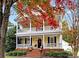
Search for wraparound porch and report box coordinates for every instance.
[16,34,62,49]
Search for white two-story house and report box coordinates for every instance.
[15,14,63,51]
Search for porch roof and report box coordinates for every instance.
[16,30,62,37]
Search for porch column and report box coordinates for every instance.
[43,34,45,49]
[30,35,31,47]
[30,20,32,47]
[58,14,62,48]
[58,15,62,29]
[59,34,62,48]
[43,20,45,31]
[16,23,18,33]
[30,20,31,31]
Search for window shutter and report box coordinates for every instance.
[31,38,32,45]
[54,36,56,43]
[25,38,27,44]
[18,37,22,44]
[48,37,50,43]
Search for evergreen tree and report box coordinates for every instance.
[5,22,16,52]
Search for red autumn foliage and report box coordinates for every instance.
[18,0,67,28]
[56,0,63,6]
[19,18,29,27]
[40,3,47,11]
[48,17,59,28]
[19,21,26,27]
[17,2,23,10]
[25,6,32,15]
[67,0,72,9]
[56,0,62,3]
[35,22,42,30]
[19,12,24,16]
[67,0,76,10]
[40,12,49,21]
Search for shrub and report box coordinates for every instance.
[46,51,72,58]
[17,51,26,56]
[5,26,16,52]
[7,50,27,56]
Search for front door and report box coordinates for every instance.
[38,39,42,48]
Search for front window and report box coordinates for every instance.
[25,37,30,44]
[48,36,57,47]
[17,37,22,44]
[17,37,30,44]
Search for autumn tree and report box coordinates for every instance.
[63,25,79,57]
[62,13,79,58]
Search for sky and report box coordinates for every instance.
[9,5,18,25]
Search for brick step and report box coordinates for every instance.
[26,49,42,58]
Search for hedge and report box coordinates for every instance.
[45,51,72,58]
[6,50,27,56]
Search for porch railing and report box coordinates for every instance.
[17,26,61,33]
[31,27,43,31]
[16,44,31,48]
[17,28,30,32]
[45,43,62,48]
[16,43,62,48]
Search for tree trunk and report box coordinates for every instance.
[0,0,4,57]
[0,0,3,27]
[72,48,78,58]
[72,45,78,58]
[0,0,18,58]
[0,6,10,58]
